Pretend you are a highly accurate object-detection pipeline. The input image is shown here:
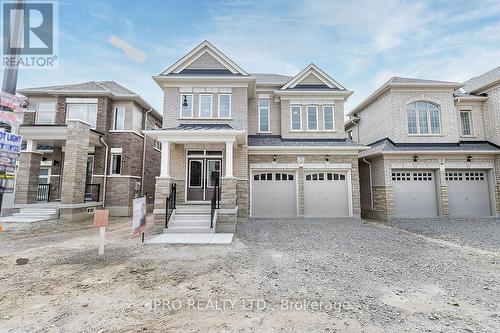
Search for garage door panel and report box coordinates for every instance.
[392,170,438,217]
[304,172,349,217]
[251,172,296,218]
[446,170,491,216]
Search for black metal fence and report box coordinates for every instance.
[84,184,101,202]
[37,184,51,202]
[210,182,220,228]
[165,183,177,228]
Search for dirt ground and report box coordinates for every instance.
[0,215,498,332]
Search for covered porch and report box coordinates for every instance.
[15,120,104,221]
[144,124,246,233]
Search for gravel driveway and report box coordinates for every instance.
[0,216,498,332]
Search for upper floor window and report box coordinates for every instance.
[347,130,353,140]
[258,99,270,132]
[180,94,193,118]
[290,105,302,131]
[111,153,122,175]
[113,107,125,130]
[307,106,318,131]
[154,123,162,150]
[199,94,212,118]
[323,105,335,130]
[460,110,472,136]
[218,94,231,118]
[406,101,440,135]
[36,101,56,124]
[67,103,98,128]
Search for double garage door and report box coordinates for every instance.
[392,169,491,217]
[251,171,350,218]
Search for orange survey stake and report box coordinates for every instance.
[93,210,109,228]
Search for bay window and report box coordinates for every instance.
[113,107,125,130]
[67,103,98,128]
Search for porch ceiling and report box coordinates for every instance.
[19,125,104,147]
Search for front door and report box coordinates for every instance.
[187,158,221,201]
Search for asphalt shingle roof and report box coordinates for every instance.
[248,135,365,147]
[251,73,293,85]
[461,66,500,93]
[20,81,138,96]
[388,77,461,85]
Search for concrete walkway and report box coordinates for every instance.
[146,233,233,245]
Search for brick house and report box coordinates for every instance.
[145,41,367,234]
[12,81,162,222]
[346,69,500,220]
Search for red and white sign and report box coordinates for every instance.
[0,91,26,111]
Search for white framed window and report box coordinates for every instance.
[258,99,270,132]
[67,103,98,128]
[290,105,302,131]
[406,101,440,135]
[347,130,353,140]
[113,107,126,130]
[154,123,162,150]
[323,105,335,131]
[180,94,193,118]
[36,101,56,125]
[307,106,318,131]
[218,94,231,118]
[199,94,213,118]
[460,110,473,136]
[38,167,51,184]
[111,154,122,175]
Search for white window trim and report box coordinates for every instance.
[113,106,126,130]
[323,105,335,131]
[459,110,474,137]
[110,153,122,175]
[35,101,56,125]
[199,94,213,118]
[307,106,318,131]
[290,105,302,131]
[258,98,271,133]
[66,103,98,129]
[406,102,441,135]
[218,94,231,118]
[179,94,194,118]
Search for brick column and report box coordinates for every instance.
[297,168,305,216]
[14,152,42,204]
[438,165,449,216]
[153,176,172,234]
[220,177,237,209]
[60,120,90,205]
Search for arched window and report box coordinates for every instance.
[406,101,441,134]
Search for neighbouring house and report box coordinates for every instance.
[10,81,162,222]
[144,41,367,234]
[346,69,500,220]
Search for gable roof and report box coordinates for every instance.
[281,64,346,90]
[159,40,249,76]
[461,65,500,94]
[252,73,293,85]
[348,76,463,117]
[18,81,161,119]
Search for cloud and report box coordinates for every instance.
[108,35,147,63]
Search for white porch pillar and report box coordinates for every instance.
[225,141,234,177]
[160,141,171,178]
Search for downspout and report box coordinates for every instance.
[362,158,374,211]
[100,136,108,208]
[141,108,153,196]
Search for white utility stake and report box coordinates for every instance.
[98,226,106,255]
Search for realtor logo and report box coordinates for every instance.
[1,1,58,68]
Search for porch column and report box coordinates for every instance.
[225,141,233,177]
[14,140,41,204]
[160,140,170,177]
[60,120,91,205]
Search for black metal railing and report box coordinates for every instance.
[165,183,177,228]
[210,182,220,228]
[84,184,101,202]
[37,184,51,202]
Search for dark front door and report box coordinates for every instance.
[187,158,222,201]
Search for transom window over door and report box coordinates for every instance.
[460,110,472,136]
[258,99,270,132]
[290,105,301,131]
[36,101,56,124]
[307,106,318,131]
[323,105,334,130]
[67,103,98,128]
[199,94,212,117]
[180,94,193,118]
[406,101,440,134]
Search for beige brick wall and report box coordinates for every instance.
[248,91,281,135]
[455,100,486,141]
[14,152,41,204]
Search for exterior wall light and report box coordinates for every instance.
[273,155,277,162]
[325,155,330,162]
[467,155,473,162]
[413,155,419,162]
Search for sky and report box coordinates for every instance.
[8,0,500,112]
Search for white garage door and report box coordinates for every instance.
[446,170,491,216]
[251,172,297,218]
[392,170,438,217]
[304,172,350,217]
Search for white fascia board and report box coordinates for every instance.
[275,90,353,99]
[281,64,346,90]
[381,150,500,155]
[248,146,367,153]
[142,129,246,144]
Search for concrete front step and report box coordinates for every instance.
[175,205,211,214]
[173,214,211,221]
[164,226,215,234]
[169,221,212,228]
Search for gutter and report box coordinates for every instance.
[141,108,153,196]
[362,158,374,210]
[99,136,108,207]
